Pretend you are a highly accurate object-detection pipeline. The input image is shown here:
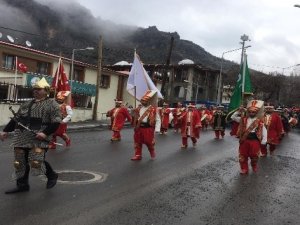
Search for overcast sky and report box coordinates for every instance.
[68,0,300,74]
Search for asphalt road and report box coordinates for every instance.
[0,127,299,225]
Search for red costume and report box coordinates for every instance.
[107,105,131,141]
[131,90,161,161]
[159,104,170,134]
[261,109,284,156]
[198,107,211,130]
[49,91,73,149]
[172,104,185,132]
[179,105,201,148]
[237,100,267,174]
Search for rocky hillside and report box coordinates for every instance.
[0,0,233,70]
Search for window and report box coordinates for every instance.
[37,61,50,75]
[72,94,92,108]
[74,67,84,82]
[100,75,110,88]
[2,54,15,70]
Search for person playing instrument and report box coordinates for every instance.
[0,78,61,194]
[212,105,227,139]
[172,102,185,133]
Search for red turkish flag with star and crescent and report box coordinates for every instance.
[51,58,70,92]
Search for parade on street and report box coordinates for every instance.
[1,0,300,224]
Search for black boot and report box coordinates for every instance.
[46,173,58,189]
[45,161,58,189]
[5,179,30,194]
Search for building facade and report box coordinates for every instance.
[0,41,135,125]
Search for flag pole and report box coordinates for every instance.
[134,49,137,108]
[14,56,18,101]
[14,56,18,87]
[134,86,137,108]
[241,53,247,104]
[54,58,61,98]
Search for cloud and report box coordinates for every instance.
[5,0,300,74]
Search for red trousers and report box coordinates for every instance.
[260,143,276,156]
[239,139,260,172]
[182,136,197,147]
[215,130,225,138]
[133,127,155,157]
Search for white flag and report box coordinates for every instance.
[126,52,163,100]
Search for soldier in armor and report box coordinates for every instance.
[131,90,161,160]
[213,105,227,139]
[0,78,61,194]
[49,91,73,149]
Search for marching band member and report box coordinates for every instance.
[159,102,171,134]
[261,105,284,156]
[107,99,132,142]
[49,91,73,149]
[179,104,201,148]
[131,90,161,160]
[236,100,267,174]
[172,102,185,133]
[213,105,227,139]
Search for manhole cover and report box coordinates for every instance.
[59,171,95,181]
[54,170,107,184]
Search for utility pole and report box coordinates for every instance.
[93,36,102,120]
[240,34,250,105]
[160,36,174,102]
[240,34,250,66]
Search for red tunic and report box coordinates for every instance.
[107,107,131,131]
[180,110,201,138]
[264,113,284,145]
[159,107,171,129]
[54,103,68,136]
[172,107,185,127]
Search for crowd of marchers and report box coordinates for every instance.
[106,93,298,175]
[1,85,299,194]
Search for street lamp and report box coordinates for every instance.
[71,47,94,90]
[217,45,251,104]
[184,79,200,105]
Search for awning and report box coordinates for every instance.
[26,74,97,96]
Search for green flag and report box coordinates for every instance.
[228,57,252,113]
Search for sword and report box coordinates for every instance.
[8,106,63,146]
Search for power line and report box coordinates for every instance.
[0,25,41,36]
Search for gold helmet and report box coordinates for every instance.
[32,77,50,89]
